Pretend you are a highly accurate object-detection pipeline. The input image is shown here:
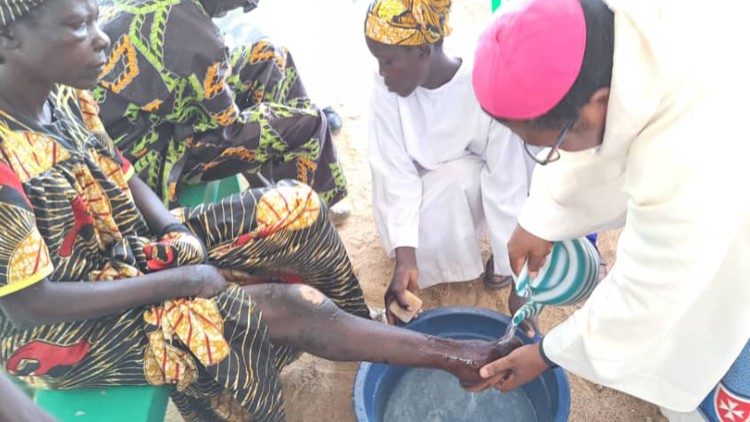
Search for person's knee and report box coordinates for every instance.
[257,181,326,230]
[246,283,339,344]
[249,283,335,321]
[283,283,325,304]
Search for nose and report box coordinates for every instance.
[92,24,111,52]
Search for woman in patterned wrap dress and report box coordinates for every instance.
[0,0,518,420]
[94,0,348,207]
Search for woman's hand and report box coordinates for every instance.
[188,265,229,298]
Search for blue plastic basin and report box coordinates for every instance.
[353,307,570,421]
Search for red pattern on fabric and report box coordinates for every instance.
[0,161,31,207]
[60,195,95,257]
[115,148,133,175]
[144,243,176,271]
[6,340,90,376]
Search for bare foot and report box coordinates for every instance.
[439,337,523,390]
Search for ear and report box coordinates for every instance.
[578,87,609,130]
[0,25,22,51]
[588,87,610,108]
[417,44,432,59]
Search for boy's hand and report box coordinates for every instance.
[385,247,420,325]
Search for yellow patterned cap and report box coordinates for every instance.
[0,0,45,26]
[365,0,452,46]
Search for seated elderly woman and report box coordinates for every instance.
[0,0,517,420]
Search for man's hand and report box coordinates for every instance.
[385,247,420,325]
[507,224,553,336]
[508,224,554,278]
[478,343,550,392]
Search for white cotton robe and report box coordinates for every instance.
[527,0,750,412]
[369,62,535,287]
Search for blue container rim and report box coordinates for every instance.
[352,307,571,422]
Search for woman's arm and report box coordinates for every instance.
[128,175,183,235]
[0,265,227,330]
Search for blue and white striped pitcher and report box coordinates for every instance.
[509,237,601,330]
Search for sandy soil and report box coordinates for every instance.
[167,1,668,420]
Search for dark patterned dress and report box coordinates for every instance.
[0,86,368,421]
[94,0,347,206]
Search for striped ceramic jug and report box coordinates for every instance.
[510,237,600,328]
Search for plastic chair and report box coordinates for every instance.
[176,175,244,207]
[34,386,171,422]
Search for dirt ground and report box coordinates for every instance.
[167,1,668,420]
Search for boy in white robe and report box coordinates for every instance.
[364,0,536,323]
[471,0,750,419]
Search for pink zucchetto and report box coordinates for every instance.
[472,0,587,120]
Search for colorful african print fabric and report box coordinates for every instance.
[365,0,452,46]
[0,85,368,421]
[95,0,347,206]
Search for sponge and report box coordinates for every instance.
[388,290,423,323]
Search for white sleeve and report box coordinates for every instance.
[368,77,422,254]
[480,121,534,275]
[518,147,628,241]
[541,113,750,410]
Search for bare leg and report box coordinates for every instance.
[243,284,521,388]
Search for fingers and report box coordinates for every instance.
[508,225,528,276]
[526,251,549,279]
[393,290,413,310]
[218,268,268,285]
[479,356,513,379]
[494,371,519,392]
[509,254,526,278]
[463,373,503,393]
[520,317,540,338]
[384,294,397,325]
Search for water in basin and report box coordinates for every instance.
[383,368,537,422]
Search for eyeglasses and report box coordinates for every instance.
[524,117,577,166]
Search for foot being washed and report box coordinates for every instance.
[436,337,523,390]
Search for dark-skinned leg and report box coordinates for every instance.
[243,283,522,388]
[175,182,369,317]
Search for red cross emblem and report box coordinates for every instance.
[715,383,750,422]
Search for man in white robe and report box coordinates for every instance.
[471,0,750,419]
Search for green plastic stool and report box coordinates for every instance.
[35,385,171,422]
[492,0,501,11]
[177,175,244,207]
